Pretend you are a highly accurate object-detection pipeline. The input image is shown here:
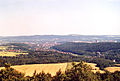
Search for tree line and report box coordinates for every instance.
[52,42,120,69]
[0,50,115,70]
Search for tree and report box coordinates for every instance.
[0,63,25,81]
[52,69,66,81]
[65,61,99,81]
[30,71,52,81]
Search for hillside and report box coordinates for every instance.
[0,63,68,76]
[52,42,120,69]
[52,42,120,53]
[0,62,103,76]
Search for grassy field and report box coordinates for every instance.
[0,52,28,56]
[105,67,120,72]
[114,64,120,66]
[0,46,8,50]
[104,64,120,72]
[0,63,68,76]
[0,45,28,56]
[0,62,104,76]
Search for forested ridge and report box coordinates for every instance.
[52,42,120,69]
[0,50,83,66]
[52,42,120,53]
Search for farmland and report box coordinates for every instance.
[0,63,67,76]
[0,52,28,56]
[105,67,120,72]
[0,46,8,50]
[0,62,104,76]
[104,64,120,72]
[0,45,28,56]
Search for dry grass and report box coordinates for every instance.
[114,64,120,66]
[0,52,28,56]
[0,62,105,76]
[0,46,8,50]
[105,67,120,73]
[0,63,68,76]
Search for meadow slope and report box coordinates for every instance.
[0,62,105,76]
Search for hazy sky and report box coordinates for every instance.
[0,0,120,36]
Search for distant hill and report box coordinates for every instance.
[0,35,120,42]
[52,42,120,53]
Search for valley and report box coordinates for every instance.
[0,35,120,80]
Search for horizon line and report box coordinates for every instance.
[0,34,120,37]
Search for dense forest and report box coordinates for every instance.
[0,50,86,66]
[52,42,120,54]
[0,61,120,81]
[52,42,120,69]
[0,50,114,70]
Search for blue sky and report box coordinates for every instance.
[0,0,120,36]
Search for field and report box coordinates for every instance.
[0,62,104,76]
[104,64,120,72]
[0,45,28,56]
[0,46,8,50]
[0,52,28,56]
[0,63,68,76]
[114,64,120,66]
[105,67,120,72]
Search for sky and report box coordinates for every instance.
[0,0,120,36]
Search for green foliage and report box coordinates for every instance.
[52,42,120,69]
[52,42,120,53]
[7,43,30,51]
[0,63,25,81]
[52,70,66,81]
[89,58,114,70]
[30,71,52,81]
[64,61,99,81]
[0,51,84,67]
